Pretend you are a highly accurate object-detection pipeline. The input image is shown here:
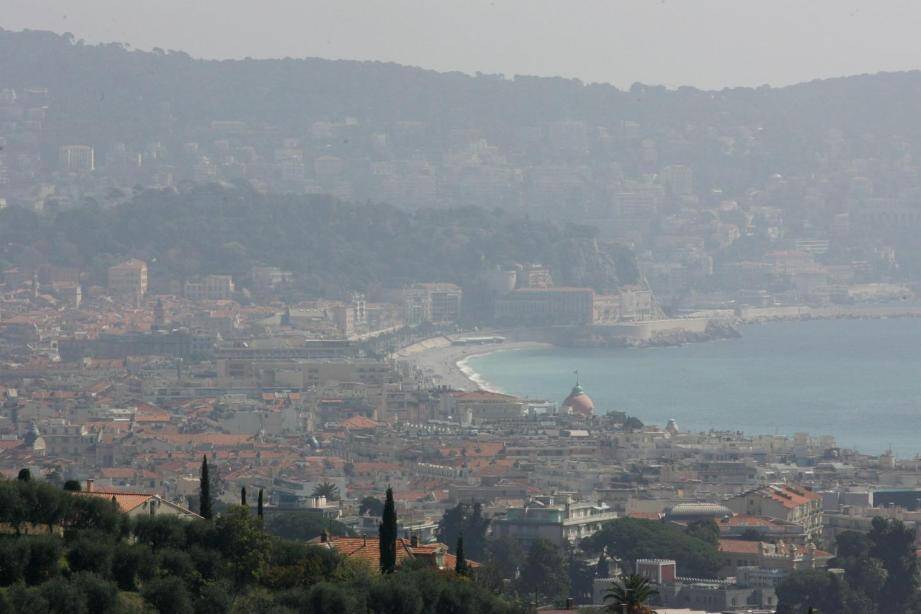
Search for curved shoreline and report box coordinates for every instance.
[399,339,553,392]
[399,303,921,393]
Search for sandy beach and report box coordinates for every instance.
[394,337,553,391]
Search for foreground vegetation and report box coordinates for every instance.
[0,478,523,613]
[10,474,920,612]
[777,518,921,614]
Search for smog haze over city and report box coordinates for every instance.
[4,2,921,613]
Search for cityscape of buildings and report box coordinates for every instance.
[2,63,921,318]
[2,27,921,614]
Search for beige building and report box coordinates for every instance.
[40,420,95,459]
[725,484,823,543]
[438,390,525,425]
[593,287,658,323]
[80,485,201,520]
[218,358,395,389]
[401,283,463,325]
[495,287,594,325]
[107,259,148,299]
[184,275,235,301]
[717,539,832,576]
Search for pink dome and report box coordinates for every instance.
[563,384,594,417]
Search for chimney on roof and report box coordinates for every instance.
[410,534,419,548]
[320,530,329,543]
[85,479,94,492]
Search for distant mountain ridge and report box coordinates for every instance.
[3,27,921,158]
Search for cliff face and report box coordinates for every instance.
[546,238,639,292]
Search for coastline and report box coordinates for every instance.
[396,302,921,394]
[395,313,921,457]
[395,338,552,392]
[733,302,921,324]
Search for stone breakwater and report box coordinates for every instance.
[581,317,739,348]
[591,319,742,348]
[397,305,921,391]
[397,319,743,392]
[737,303,921,323]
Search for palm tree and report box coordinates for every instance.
[311,481,340,501]
[604,574,658,614]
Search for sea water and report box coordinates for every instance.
[466,318,921,456]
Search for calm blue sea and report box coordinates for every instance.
[466,318,921,456]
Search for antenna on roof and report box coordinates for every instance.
[574,369,580,387]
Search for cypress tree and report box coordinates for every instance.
[199,455,213,520]
[379,487,397,574]
[241,486,247,506]
[257,489,264,520]
[455,535,468,575]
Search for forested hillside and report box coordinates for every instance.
[0,182,639,295]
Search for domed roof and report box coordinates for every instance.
[666,503,732,520]
[563,384,594,417]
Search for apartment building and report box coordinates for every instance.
[107,259,148,299]
[183,275,235,301]
[495,287,594,325]
[726,483,823,543]
[492,494,618,546]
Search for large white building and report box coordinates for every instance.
[492,494,618,546]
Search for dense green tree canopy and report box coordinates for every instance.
[780,518,921,613]
[262,510,351,542]
[0,184,639,299]
[518,539,570,603]
[358,496,384,517]
[776,569,875,614]
[0,479,524,613]
[582,518,720,578]
[437,502,491,562]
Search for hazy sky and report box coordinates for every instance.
[6,0,921,89]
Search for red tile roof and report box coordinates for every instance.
[749,484,821,510]
[719,538,832,559]
[719,539,762,554]
[341,416,379,430]
[78,490,155,513]
[312,536,478,571]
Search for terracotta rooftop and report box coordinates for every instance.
[719,539,832,559]
[78,490,156,514]
[341,416,380,430]
[312,536,478,571]
[749,484,820,509]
